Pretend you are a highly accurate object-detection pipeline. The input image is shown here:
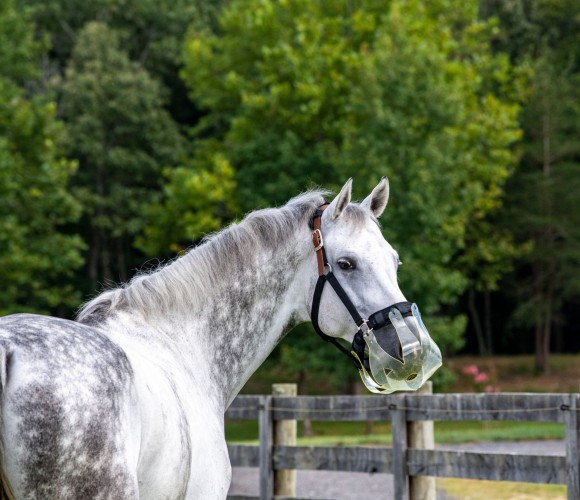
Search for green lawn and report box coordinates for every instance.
[225,419,564,445]
[437,478,566,499]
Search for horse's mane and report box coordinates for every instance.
[77,190,331,325]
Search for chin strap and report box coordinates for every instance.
[310,205,366,368]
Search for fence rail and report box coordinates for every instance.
[226,388,579,500]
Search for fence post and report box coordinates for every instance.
[272,383,297,497]
[565,393,580,500]
[392,395,409,500]
[259,395,273,500]
[408,382,435,500]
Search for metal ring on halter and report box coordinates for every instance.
[323,263,332,275]
[359,320,372,335]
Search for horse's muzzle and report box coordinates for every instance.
[351,303,442,394]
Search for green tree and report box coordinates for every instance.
[482,0,580,372]
[509,56,580,372]
[59,22,186,283]
[135,141,237,256]
[0,0,84,315]
[26,0,225,123]
[25,0,234,288]
[182,0,523,358]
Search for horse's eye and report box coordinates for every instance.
[338,259,355,271]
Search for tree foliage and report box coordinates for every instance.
[182,0,523,355]
[482,0,580,371]
[25,0,225,124]
[58,21,186,283]
[22,0,234,290]
[0,0,84,315]
[135,141,237,256]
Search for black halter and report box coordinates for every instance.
[310,205,413,369]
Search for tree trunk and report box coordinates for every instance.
[542,291,553,375]
[534,320,547,374]
[535,314,551,375]
[483,288,493,355]
[534,285,552,375]
[533,264,549,374]
[89,231,100,284]
[117,237,127,282]
[534,95,553,375]
[467,287,487,355]
[542,318,551,375]
[554,322,563,354]
[101,233,112,282]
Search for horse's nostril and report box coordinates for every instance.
[406,373,418,382]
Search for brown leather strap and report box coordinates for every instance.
[312,204,329,276]
[309,202,364,368]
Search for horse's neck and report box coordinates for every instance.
[199,243,311,406]
[115,228,313,408]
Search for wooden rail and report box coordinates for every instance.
[226,390,579,500]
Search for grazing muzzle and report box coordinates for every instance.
[351,302,442,393]
[310,206,442,394]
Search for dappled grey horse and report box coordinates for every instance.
[0,178,441,499]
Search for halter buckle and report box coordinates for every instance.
[312,229,324,251]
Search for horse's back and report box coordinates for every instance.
[0,314,139,499]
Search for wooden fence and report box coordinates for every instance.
[225,386,580,500]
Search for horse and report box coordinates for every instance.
[0,178,441,499]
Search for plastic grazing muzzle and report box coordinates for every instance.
[354,304,442,394]
[411,303,443,383]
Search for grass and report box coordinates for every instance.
[434,420,564,444]
[436,478,566,499]
[226,419,564,445]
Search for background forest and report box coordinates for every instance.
[1,0,578,388]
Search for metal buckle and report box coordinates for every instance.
[313,229,324,251]
[359,320,372,336]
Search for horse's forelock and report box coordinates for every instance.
[343,203,377,227]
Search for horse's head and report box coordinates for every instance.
[306,178,442,393]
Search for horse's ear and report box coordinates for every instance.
[328,178,353,220]
[361,176,389,218]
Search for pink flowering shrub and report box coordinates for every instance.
[462,364,499,393]
[462,364,479,376]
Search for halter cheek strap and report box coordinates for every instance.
[310,205,366,367]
